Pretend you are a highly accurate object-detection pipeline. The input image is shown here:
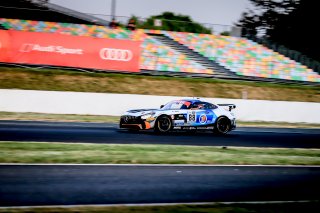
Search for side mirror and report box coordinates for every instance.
[160,105,164,109]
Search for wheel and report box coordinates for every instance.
[214,117,231,135]
[155,115,172,133]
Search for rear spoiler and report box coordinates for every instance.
[217,104,236,111]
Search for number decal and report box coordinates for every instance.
[188,111,196,122]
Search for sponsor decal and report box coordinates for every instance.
[0,30,141,72]
[174,126,214,130]
[197,126,214,129]
[100,48,133,61]
[174,120,185,126]
[199,114,207,124]
[20,44,83,55]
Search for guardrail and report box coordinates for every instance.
[1,89,319,124]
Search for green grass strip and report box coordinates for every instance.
[0,142,319,165]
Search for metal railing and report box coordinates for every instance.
[248,36,320,74]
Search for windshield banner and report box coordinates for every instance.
[0,30,141,72]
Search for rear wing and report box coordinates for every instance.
[217,104,236,111]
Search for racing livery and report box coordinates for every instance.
[120,99,236,134]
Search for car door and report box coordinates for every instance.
[187,102,217,126]
[201,102,218,125]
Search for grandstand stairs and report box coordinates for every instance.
[150,34,240,79]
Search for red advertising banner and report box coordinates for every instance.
[0,30,141,72]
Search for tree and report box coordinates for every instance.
[237,0,298,38]
[237,0,320,61]
[138,12,211,34]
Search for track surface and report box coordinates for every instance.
[0,121,319,148]
[0,165,319,206]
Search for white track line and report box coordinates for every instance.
[0,200,317,209]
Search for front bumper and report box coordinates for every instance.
[119,115,154,130]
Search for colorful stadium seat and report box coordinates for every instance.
[164,31,320,82]
[1,18,319,82]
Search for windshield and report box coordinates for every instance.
[161,100,217,110]
[162,100,191,110]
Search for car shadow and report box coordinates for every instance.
[116,129,235,138]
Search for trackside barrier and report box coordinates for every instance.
[0,30,141,72]
[0,89,320,123]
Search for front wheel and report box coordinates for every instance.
[154,115,172,133]
[214,117,231,135]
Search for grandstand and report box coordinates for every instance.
[164,31,320,82]
[0,1,319,84]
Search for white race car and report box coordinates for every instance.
[120,99,236,134]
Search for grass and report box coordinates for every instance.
[0,111,120,123]
[1,111,320,129]
[0,142,319,165]
[0,202,319,213]
[1,66,320,102]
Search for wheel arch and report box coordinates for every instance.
[214,115,231,125]
[154,114,173,133]
[214,115,232,135]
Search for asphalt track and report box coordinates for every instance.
[0,165,319,206]
[0,121,319,148]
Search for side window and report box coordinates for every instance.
[190,102,202,109]
[203,103,218,109]
[190,102,217,110]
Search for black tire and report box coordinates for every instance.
[155,115,172,133]
[214,116,231,135]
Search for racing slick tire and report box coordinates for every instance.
[154,115,172,133]
[214,116,231,135]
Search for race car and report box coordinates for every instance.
[119,99,236,134]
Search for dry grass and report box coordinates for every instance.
[0,67,319,102]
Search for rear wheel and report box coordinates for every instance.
[214,117,231,135]
[155,115,172,133]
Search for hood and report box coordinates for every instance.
[127,109,158,113]
[126,109,159,116]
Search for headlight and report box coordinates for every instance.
[141,112,155,120]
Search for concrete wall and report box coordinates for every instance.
[1,89,320,123]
